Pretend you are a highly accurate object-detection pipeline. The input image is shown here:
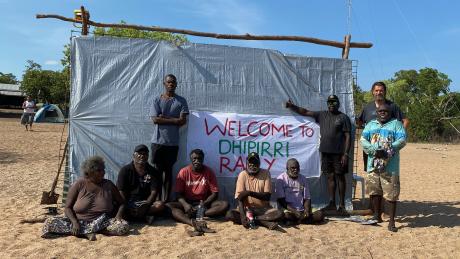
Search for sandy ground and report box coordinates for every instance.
[0,117,459,258]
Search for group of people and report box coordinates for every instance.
[42,75,407,240]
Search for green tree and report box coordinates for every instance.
[388,68,456,141]
[20,60,67,104]
[0,72,18,84]
[92,21,188,45]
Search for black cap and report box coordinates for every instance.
[327,95,339,102]
[247,152,260,163]
[134,144,149,153]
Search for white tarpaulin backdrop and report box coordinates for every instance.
[69,36,355,208]
[187,111,320,178]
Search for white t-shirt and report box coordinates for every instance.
[23,101,35,113]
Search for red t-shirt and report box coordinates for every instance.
[175,165,219,201]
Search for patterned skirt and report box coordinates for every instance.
[42,213,129,238]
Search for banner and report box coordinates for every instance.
[186,111,320,178]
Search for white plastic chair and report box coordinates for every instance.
[352,173,365,202]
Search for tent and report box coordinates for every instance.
[68,36,356,209]
[34,104,65,123]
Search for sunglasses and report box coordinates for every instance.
[327,101,338,104]
[377,110,389,113]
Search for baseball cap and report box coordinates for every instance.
[134,144,149,153]
[327,95,339,102]
[247,152,260,163]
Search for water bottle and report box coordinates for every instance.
[196,200,205,222]
[245,207,256,229]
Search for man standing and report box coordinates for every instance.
[167,149,228,235]
[117,145,165,224]
[286,95,351,214]
[21,95,36,131]
[227,152,283,230]
[150,74,189,201]
[357,81,409,172]
[360,104,406,232]
[275,158,324,225]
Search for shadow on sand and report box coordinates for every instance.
[398,200,460,228]
[0,150,20,164]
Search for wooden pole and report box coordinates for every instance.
[80,6,88,36]
[36,13,373,49]
[342,34,351,59]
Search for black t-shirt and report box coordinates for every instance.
[117,162,160,202]
[312,111,351,154]
[358,100,405,125]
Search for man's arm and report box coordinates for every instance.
[391,122,407,151]
[285,99,315,117]
[111,183,126,220]
[145,189,159,205]
[248,191,271,201]
[341,131,351,166]
[360,126,377,155]
[402,118,409,129]
[151,113,186,126]
[278,197,302,218]
[177,193,193,214]
[203,192,218,207]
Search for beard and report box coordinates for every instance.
[287,171,299,179]
[247,168,259,175]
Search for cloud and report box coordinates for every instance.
[44,60,59,65]
[178,0,266,48]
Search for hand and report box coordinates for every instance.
[237,191,251,201]
[176,117,186,126]
[293,210,303,219]
[285,99,294,108]
[341,154,348,167]
[71,220,80,236]
[183,203,193,214]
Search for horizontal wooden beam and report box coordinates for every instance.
[36,14,373,49]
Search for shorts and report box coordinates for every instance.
[150,144,179,168]
[321,153,347,176]
[365,171,400,201]
[21,113,34,125]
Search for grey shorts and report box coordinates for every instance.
[21,113,34,125]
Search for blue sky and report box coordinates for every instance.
[1,0,459,91]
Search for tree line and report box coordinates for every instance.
[1,25,458,142]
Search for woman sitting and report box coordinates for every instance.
[42,156,128,240]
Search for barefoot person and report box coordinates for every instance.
[227,152,284,230]
[360,104,407,232]
[275,158,324,225]
[21,95,36,131]
[42,156,128,240]
[117,145,165,224]
[167,149,228,235]
[286,95,351,214]
[150,74,189,201]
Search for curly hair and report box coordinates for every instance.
[81,155,105,178]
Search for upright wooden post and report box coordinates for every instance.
[80,6,88,36]
[342,34,351,59]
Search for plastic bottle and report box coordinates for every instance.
[245,207,256,229]
[196,200,205,222]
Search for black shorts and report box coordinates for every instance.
[321,153,348,176]
[150,144,179,169]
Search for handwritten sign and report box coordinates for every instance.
[186,111,320,178]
